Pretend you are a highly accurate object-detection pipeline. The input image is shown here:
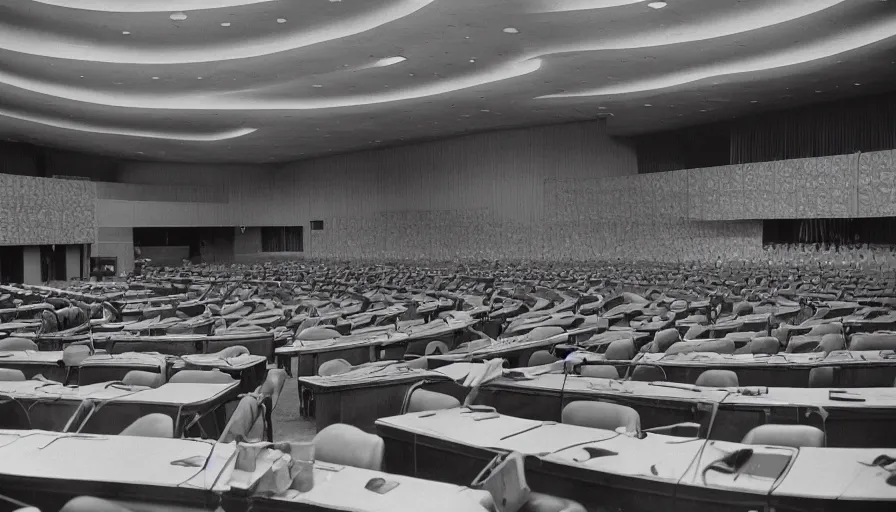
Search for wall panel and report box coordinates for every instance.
[0,173,96,245]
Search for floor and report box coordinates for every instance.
[271,364,317,443]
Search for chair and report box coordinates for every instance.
[521,493,588,512]
[62,344,91,366]
[424,341,450,356]
[406,389,461,413]
[808,367,834,388]
[0,369,25,382]
[169,369,235,384]
[219,394,264,443]
[816,334,845,354]
[317,358,352,377]
[216,345,250,359]
[561,401,640,433]
[122,371,163,388]
[604,339,635,361]
[741,424,825,448]
[629,364,665,382]
[733,302,753,316]
[526,350,558,367]
[119,414,174,438]
[580,365,619,379]
[749,336,780,355]
[695,370,739,388]
[60,497,132,512]
[0,338,37,351]
[313,423,385,471]
[652,328,680,353]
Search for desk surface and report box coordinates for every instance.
[0,380,238,406]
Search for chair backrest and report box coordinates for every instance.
[62,345,91,367]
[526,350,558,367]
[260,369,287,409]
[318,359,352,377]
[808,367,834,388]
[561,401,640,433]
[580,365,619,379]
[521,492,588,512]
[604,339,635,361]
[424,341,450,356]
[816,334,845,354]
[122,370,163,388]
[219,394,263,443]
[216,345,250,359]
[60,497,133,512]
[652,329,680,353]
[695,369,739,388]
[749,336,780,355]
[119,413,174,438]
[808,323,842,336]
[169,369,235,384]
[0,337,37,351]
[313,423,385,471]
[406,389,461,413]
[629,364,665,382]
[0,369,26,382]
[741,424,825,448]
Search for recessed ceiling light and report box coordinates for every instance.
[503,27,519,34]
[374,56,407,67]
[313,84,323,88]
[122,31,131,35]
[469,59,476,63]
[169,12,187,21]
[151,76,159,80]
[220,22,231,27]
[409,73,415,76]
[644,103,652,107]
[598,106,607,110]
[647,1,667,8]
[481,109,490,112]
[815,90,822,93]
[750,100,758,103]
[197,77,203,79]
[277,18,287,23]
[465,36,470,39]
[79,75,84,78]
[854,82,862,86]
[699,109,707,112]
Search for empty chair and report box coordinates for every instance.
[786,335,821,353]
[526,350,559,367]
[122,370,163,388]
[61,344,91,367]
[424,340,450,356]
[406,389,461,413]
[741,424,825,448]
[169,369,235,384]
[0,369,25,382]
[629,364,665,382]
[317,358,352,377]
[119,414,174,438]
[733,302,753,316]
[219,394,264,443]
[216,345,250,359]
[0,337,37,351]
[521,493,588,512]
[851,333,896,351]
[816,334,845,354]
[604,338,636,361]
[695,369,739,388]
[313,423,385,471]
[808,367,835,388]
[60,497,132,512]
[580,365,619,379]
[808,323,842,337]
[651,329,680,353]
[749,336,780,355]
[561,401,640,433]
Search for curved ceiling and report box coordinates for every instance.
[0,0,894,163]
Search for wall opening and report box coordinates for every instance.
[0,246,24,284]
[261,226,304,252]
[763,218,896,246]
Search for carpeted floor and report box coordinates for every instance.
[270,365,317,443]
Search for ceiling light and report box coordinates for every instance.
[220,22,231,27]
[277,18,287,23]
[152,76,159,80]
[699,109,707,112]
[750,100,758,103]
[197,76,203,79]
[503,27,519,34]
[815,90,822,93]
[313,84,323,88]
[854,82,862,86]
[469,59,476,63]
[644,103,652,107]
[374,56,407,67]
[169,12,187,21]
[122,31,131,35]
[647,2,667,8]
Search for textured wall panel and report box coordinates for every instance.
[0,174,96,245]
[858,149,896,217]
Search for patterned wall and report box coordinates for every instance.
[0,173,96,245]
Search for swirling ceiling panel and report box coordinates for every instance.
[0,0,893,163]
